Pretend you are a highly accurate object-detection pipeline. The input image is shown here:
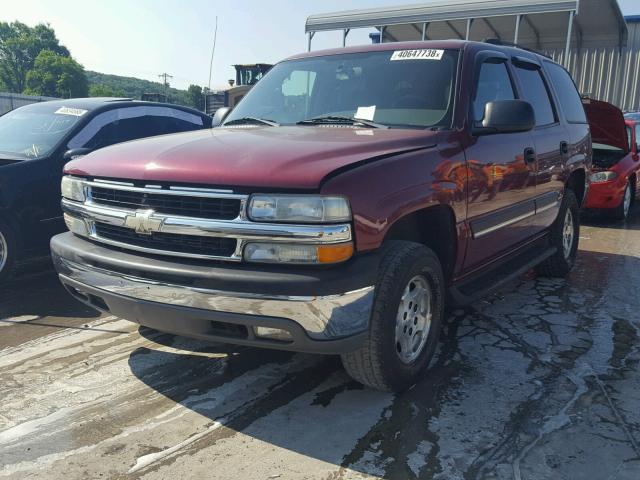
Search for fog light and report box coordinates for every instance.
[254,326,293,342]
[64,213,88,236]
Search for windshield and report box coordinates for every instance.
[224,48,459,129]
[0,107,83,159]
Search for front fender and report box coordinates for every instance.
[320,140,467,252]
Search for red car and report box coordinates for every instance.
[583,99,639,219]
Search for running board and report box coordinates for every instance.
[449,246,557,307]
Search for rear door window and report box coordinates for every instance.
[473,61,516,123]
[545,62,587,124]
[513,65,556,126]
[68,106,204,150]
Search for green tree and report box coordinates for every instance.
[24,50,88,98]
[89,83,125,97]
[187,84,204,111]
[0,21,69,93]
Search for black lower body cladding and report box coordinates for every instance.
[51,232,380,354]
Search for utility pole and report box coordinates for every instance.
[204,16,218,115]
[158,73,173,100]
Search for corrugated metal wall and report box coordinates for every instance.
[0,92,57,115]
[547,19,640,111]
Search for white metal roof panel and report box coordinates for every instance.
[306,0,578,31]
[306,0,627,50]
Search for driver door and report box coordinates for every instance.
[464,55,538,270]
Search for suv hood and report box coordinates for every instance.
[583,99,629,152]
[65,126,437,190]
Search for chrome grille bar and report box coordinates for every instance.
[63,200,352,244]
[63,179,352,261]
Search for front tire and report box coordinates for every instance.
[611,180,633,220]
[341,241,445,392]
[0,220,16,284]
[535,189,579,278]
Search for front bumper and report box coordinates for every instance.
[51,233,377,354]
[583,179,625,209]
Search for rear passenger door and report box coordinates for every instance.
[543,61,591,208]
[464,53,538,270]
[512,57,565,229]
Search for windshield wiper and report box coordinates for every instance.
[224,117,279,127]
[296,115,388,129]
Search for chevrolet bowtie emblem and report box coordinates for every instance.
[123,209,163,235]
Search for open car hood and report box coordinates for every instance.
[583,98,629,152]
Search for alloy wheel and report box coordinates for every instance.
[395,274,432,364]
[623,184,632,219]
[562,209,575,259]
[0,230,7,273]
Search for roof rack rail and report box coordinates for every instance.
[483,38,552,60]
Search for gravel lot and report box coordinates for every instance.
[1,212,639,480]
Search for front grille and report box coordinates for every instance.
[90,186,241,220]
[94,222,237,258]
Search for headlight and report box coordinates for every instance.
[590,171,618,183]
[244,242,353,264]
[248,195,351,223]
[61,176,86,202]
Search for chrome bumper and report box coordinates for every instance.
[54,256,374,341]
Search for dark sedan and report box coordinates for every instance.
[0,98,211,281]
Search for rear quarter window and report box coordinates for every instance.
[545,62,587,124]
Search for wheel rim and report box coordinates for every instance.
[623,184,632,218]
[0,230,7,272]
[395,275,432,364]
[562,209,575,259]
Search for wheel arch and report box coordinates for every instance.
[566,168,586,206]
[0,210,22,254]
[629,172,637,197]
[382,205,458,282]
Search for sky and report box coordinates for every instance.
[3,0,640,91]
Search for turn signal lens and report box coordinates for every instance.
[64,213,88,236]
[243,242,353,264]
[317,243,354,264]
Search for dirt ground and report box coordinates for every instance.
[1,211,639,480]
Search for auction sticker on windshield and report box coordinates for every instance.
[390,49,444,61]
[55,107,88,117]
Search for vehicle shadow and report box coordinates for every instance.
[581,203,640,230]
[126,247,640,478]
[0,258,99,322]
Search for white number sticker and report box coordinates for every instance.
[390,49,444,61]
[55,107,88,117]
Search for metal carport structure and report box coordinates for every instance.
[305,0,628,67]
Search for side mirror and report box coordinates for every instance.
[473,100,535,136]
[211,107,232,127]
[63,148,93,161]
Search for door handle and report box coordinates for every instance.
[524,147,536,164]
[560,141,569,155]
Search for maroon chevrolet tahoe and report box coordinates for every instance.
[51,40,591,391]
